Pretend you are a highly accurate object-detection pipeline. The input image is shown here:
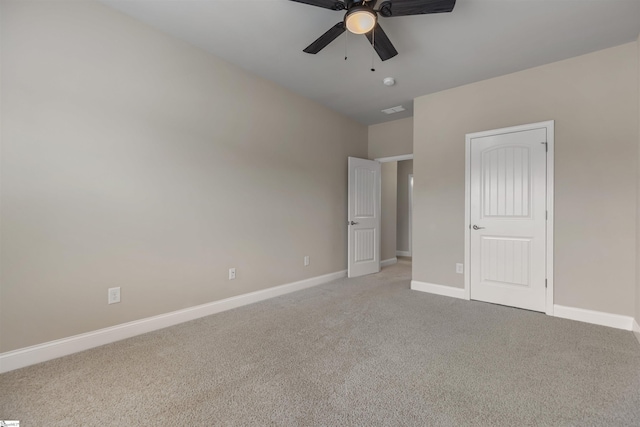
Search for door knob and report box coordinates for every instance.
[472,225,485,230]
[349,221,359,225]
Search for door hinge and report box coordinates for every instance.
[546,210,548,220]
[541,141,548,152]
[545,279,548,288]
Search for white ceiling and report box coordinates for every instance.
[100,0,640,125]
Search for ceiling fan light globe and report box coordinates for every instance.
[345,8,376,34]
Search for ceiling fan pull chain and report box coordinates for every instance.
[371,29,375,72]
[345,28,348,60]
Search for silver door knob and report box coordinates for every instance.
[472,225,485,230]
[349,221,359,225]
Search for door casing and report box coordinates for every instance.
[464,120,554,315]
[408,174,413,257]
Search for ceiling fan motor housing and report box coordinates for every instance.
[345,0,372,8]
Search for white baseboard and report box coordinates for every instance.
[396,251,411,257]
[553,305,634,331]
[381,257,397,267]
[633,319,640,345]
[0,270,347,374]
[410,280,466,299]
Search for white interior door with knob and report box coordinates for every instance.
[348,157,381,278]
[468,124,550,312]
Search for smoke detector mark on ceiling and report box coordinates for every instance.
[381,105,405,114]
[383,77,395,86]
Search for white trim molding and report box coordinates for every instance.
[633,319,640,345]
[0,270,347,374]
[375,154,414,163]
[381,257,398,267]
[396,251,411,257]
[410,280,466,299]
[408,173,413,259]
[553,305,634,331]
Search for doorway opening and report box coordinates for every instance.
[347,154,413,278]
[377,154,413,270]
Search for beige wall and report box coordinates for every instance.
[396,160,413,254]
[381,162,398,262]
[414,42,638,317]
[0,0,367,352]
[368,117,413,159]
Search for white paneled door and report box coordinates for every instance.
[469,126,548,312]
[348,157,381,278]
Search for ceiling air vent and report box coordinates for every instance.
[381,105,405,114]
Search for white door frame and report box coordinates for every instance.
[408,174,413,257]
[375,154,413,163]
[464,121,554,315]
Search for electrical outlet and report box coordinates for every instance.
[456,263,464,274]
[108,287,121,304]
[304,256,310,267]
[229,268,236,280]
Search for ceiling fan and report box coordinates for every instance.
[290,0,457,61]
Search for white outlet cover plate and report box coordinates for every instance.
[108,287,121,304]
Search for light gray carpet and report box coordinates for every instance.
[2,260,640,426]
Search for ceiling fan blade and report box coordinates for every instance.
[303,22,346,54]
[365,23,398,61]
[377,0,456,17]
[290,0,345,11]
